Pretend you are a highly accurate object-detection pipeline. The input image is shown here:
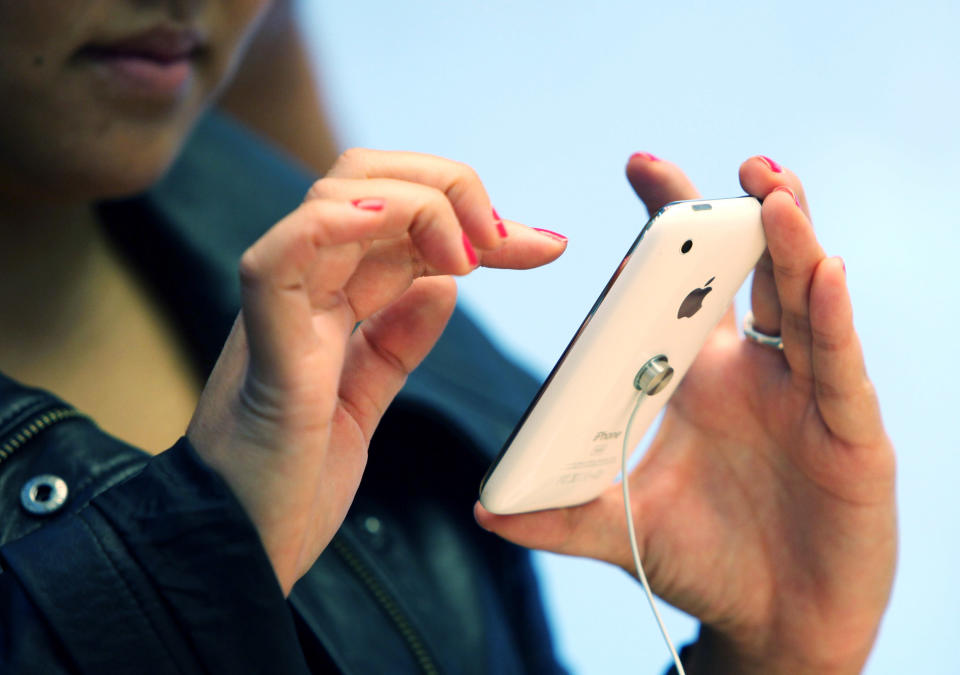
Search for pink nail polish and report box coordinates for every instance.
[492,207,508,238]
[759,155,783,173]
[772,185,800,208]
[534,228,568,242]
[462,233,478,266]
[351,198,385,211]
[630,152,660,162]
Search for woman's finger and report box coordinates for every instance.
[474,488,633,570]
[240,189,478,385]
[338,276,458,443]
[750,250,781,338]
[323,148,506,251]
[808,257,885,446]
[738,155,811,217]
[239,199,387,386]
[335,218,568,321]
[755,188,826,385]
[740,155,814,339]
[305,179,567,320]
[309,176,482,276]
[473,220,568,269]
[625,152,701,215]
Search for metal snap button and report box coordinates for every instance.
[358,514,389,550]
[20,474,69,515]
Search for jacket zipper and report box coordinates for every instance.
[0,407,85,467]
[330,535,440,675]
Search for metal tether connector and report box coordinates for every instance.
[633,355,674,395]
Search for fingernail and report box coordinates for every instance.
[533,228,568,242]
[630,151,660,162]
[759,155,783,173]
[839,257,846,275]
[493,207,508,238]
[351,198,385,211]
[462,233,478,266]
[772,185,801,208]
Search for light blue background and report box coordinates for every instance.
[298,2,958,672]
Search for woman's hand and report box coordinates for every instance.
[187,149,567,595]
[475,155,896,674]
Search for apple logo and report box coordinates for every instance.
[677,277,715,319]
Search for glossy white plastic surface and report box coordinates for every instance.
[479,196,766,514]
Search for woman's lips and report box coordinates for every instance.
[78,27,204,99]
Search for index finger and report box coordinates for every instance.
[325,148,505,251]
[739,156,818,349]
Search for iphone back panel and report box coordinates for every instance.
[479,196,766,514]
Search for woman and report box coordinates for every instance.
[0,1,896,673]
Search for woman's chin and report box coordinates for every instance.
[91,161,179,201]
[0,163,174,209]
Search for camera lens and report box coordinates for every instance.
[681,240,692,254]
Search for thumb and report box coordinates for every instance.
[337,276,458,443]
[625,153,701,217]
[473,488,635,571]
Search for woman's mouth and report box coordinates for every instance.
[77,27,204,100]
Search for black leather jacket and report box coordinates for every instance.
[0,114,566,674]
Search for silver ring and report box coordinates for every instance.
[743,312,783,351]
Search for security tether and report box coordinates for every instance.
[623,354,685,675]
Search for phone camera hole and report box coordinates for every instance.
[681,240,693,254]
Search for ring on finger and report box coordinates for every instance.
[743,311,784,351]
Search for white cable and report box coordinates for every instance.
[622,391,686,675]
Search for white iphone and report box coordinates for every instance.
[479,196,766,514]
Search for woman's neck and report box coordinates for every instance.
[0,200,202,452]
[0,201,109,366]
